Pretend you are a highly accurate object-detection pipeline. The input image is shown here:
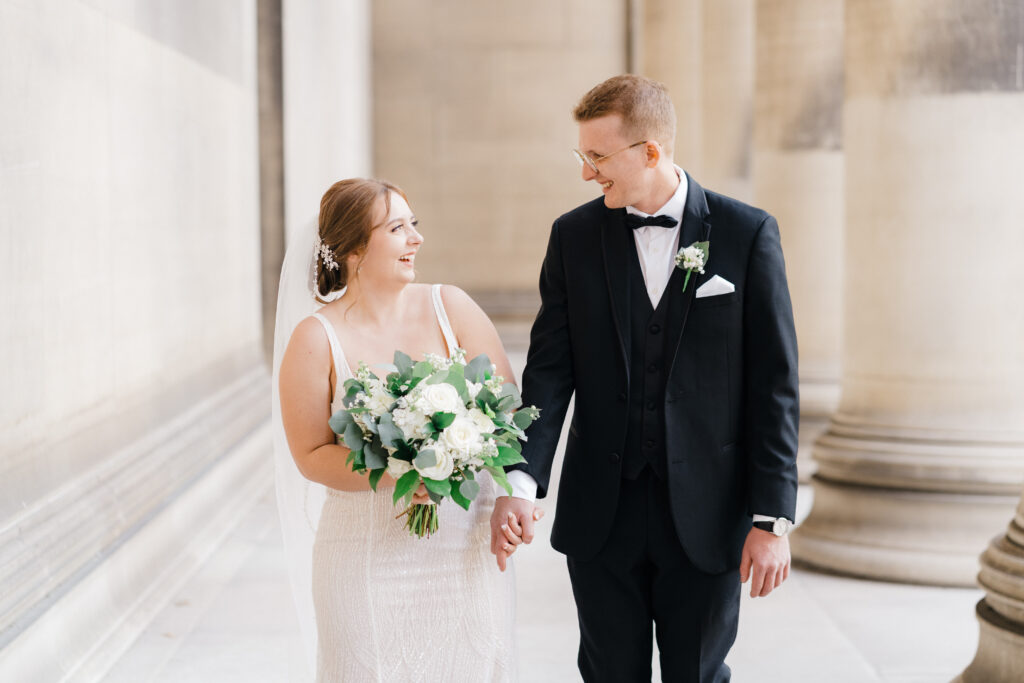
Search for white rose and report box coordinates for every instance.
[364,379,393,415]
[418,383,462,415]
[416,444,455,480]
[387,457,413,479]
[441,417,483,457]
[468,407,496,434]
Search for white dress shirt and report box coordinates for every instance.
[506,167,780,524]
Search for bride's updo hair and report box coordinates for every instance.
[315,178,407,304]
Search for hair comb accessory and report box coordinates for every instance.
[315,235,340,271]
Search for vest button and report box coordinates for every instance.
[649,324,661,334]
[610,452,621,463]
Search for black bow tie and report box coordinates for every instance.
[625,213,678,230]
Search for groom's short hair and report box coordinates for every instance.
[573,75,676,156]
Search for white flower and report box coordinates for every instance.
[387,456,413,479]
[466,381,483,400]
[675,245,706,273]
[416,442,455,480]
[364,378,393,415]
[441,416,484,458]
[416,382,463,415]
[393,406,432,441]
[423,352,452,371]
[484,376,505,394]
[468,407,496,434]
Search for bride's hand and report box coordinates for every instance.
[411,483,433,506]
[497,507,545,562]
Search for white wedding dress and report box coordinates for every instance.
[308,284,517,682]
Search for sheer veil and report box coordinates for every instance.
[271,217,342,675]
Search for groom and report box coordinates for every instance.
[491,74,799,682]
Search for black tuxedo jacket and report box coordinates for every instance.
[517,173,799,573]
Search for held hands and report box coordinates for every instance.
[739,527,791,598]
[490,496,545,572]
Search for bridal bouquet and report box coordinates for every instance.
[328,348,539,538]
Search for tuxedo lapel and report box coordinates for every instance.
[666,173,712,377]
[601,209,632,380]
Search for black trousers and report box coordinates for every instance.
[566,468,740,683]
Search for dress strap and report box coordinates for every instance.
[431,284,459,356]
[311,313,353,381]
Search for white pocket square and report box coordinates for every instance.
[695,275,735,298]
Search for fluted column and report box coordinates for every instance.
[956,493,1024,681]
[791,0,1024,586]
[753,0,843,483]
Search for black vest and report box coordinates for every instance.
[622,236,675,480]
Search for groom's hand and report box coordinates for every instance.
[490,496,537,572]
[739,528,791,598]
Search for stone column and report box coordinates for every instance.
[753,0,844,483]
[641,0,704,176]
[701,0,753,201]
[372,0,625,302]
[956,493,1024,681]
[790,0,1024,586]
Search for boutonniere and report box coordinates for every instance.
[675,241,709,292]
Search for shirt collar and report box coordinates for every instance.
[625,165,688,223]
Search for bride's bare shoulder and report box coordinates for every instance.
[435,284,489,327]
[285,315,331,357]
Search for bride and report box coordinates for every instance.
[274,178,536,682]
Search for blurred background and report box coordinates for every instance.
[2,1,1023,681]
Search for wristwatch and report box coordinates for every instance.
[752,518,793,536]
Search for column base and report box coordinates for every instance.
[791,476,1018,586]
[955,600,1024,683]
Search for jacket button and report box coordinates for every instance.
[645,439,656,449]
[646,400,656,411]
[610,452,621,463]
[618,392,627,402]
[649,324,661,334]
[648,363,658,373]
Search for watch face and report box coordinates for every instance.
[773,519,792,536]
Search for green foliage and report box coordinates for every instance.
[489,446,526,467]
[431,412,456,430]
[363,437,387,470]
[422,477,451,497]
[393,469,420,505]
[328,409,354,435]
[377,413,405,449]
[368,468,385,492]
[343,422,365,451]
[414,449,437,469]
[465,354,492,384]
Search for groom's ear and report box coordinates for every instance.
[644,141,662,168]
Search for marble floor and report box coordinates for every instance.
[102,345,984,682]
[101,483,983,683]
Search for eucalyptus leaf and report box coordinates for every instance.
[363,438,388,470]
[427,490,444,504]
[393,469,420,504]
[328,410,354,435]
[377,413,405,448]
[458,478,480,501]
[414,449,437,469]
[425,369,450,385]
[343,422,366,451]
[476,387,497,410]
[465,354,492,384]
[412,361,434,379]
[451,481,472,511]
[512,410,535,431]
[393,350,414,375]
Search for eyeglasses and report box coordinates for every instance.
[572,140,647,174]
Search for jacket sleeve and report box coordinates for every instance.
[515,219,576,499]
[742,215,800,520]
